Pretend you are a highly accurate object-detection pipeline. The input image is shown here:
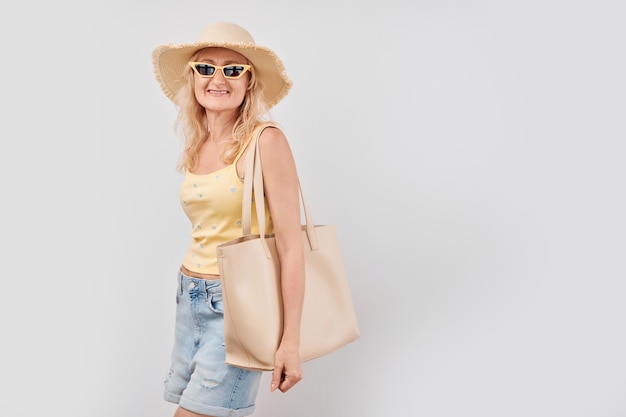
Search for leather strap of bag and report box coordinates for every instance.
[241,122,273,236]
[241,124,319,257]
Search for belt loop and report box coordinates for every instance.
[178,271,184,295]
[203,280,210,301]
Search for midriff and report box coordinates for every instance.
[180,265,220,280]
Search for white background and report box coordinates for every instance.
[1,0,625,416]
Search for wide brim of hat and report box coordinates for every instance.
[152,41,292,109]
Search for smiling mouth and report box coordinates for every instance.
[208,89,228,94]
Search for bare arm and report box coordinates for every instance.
[258,127,305,393]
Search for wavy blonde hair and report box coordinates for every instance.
[174,48,272,172]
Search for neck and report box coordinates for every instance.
[205,111,237,143]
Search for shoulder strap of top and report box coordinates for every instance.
[232,122,278,164]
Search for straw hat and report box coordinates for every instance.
[152,22,292,109]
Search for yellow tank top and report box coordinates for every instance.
[180,131,273,275]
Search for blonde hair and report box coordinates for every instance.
[174,48,272,172]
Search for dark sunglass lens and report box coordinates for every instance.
[223,66,245,77]
[196,64,215,76]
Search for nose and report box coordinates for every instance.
[211,68,227,84]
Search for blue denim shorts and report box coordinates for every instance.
[164,271,262,417]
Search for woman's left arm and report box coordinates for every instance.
[258,127,305,393]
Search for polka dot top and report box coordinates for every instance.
[180,135,273,275]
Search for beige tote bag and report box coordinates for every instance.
[216,124,360,371]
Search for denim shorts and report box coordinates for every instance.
[163,271,262,417]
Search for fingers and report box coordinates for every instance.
[270,367,283,392]
[270,367,303,393]
[276,372,303,393]
[271,345,303,393]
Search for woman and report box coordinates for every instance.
[152,22,305,417]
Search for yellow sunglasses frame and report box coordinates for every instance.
[188,62,252,79]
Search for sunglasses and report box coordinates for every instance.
[188,62,252,79]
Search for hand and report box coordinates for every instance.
[270,342,303,393]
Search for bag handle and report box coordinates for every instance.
[241,123,273,237]
[241,124,319,258]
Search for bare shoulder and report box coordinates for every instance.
[258,126,292,157]
[259,125,287,145]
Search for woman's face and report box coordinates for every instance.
[191,47,251,114]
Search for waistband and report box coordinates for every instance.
[177,270,222,296]
[180,265,220,280]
